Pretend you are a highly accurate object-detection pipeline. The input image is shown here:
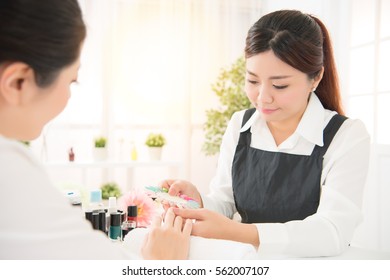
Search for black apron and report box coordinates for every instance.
[232,108,347,223]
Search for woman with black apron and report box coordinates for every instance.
[162,10,370,257]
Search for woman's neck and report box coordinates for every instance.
[266,115,302,147]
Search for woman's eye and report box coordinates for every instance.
[273,85,288,89]
[247,79,258,85]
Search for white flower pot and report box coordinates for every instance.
[93,147,108,161]
[148,147,162,161]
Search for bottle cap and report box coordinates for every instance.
[110,212,121,226]
[127,205,138,217]
[90,190,102,203]
[108,197,117,213]
[108,197,117,207]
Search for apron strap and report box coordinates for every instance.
[241,108,256,128]
[314,114,348,156]
[237,108,256,146]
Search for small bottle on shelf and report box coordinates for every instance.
[68,147,75,162]
[130,141,137,161]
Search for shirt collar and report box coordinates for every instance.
[239,93,325,146]
[239,109,259,132]
[295,92,325,146]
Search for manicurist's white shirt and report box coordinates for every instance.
[0,135,138,259]
[202,93,371,257]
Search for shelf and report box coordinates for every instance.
[45,160,181,168]
[45,160,182,191]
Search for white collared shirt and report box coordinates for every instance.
[202,93,371,257]
[0,136,138,259]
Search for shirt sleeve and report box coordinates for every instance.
[201,110,245,218]
[0,141,138,259]
[256,119,371,257]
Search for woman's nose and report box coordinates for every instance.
[258,86,273,104]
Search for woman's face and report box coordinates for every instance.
[245,50,318,129]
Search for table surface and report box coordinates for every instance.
[320,246,390,259]
[258,246,390,260]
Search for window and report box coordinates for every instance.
[346,0,390,144]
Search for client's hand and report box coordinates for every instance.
[141,208,192,260]
[172,208,233,240]
[160,179,203,207]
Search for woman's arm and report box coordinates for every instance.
[172,208,259,248]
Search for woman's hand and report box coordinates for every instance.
[160,179,203,207]
[173,208,260,248]
[141,208,192,260]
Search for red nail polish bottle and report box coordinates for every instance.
[121,205,138,240]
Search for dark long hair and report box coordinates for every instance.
[0,0,86,87]
[245,10,343,115]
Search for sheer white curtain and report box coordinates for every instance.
[34,0,262,192]
[76,0,261,125]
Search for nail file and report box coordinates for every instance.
[145,186,200,209]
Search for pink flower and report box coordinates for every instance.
[118,189,157,227]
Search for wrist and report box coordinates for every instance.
[227,221,259,248]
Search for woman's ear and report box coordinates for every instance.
[312,66,324,90]
[0,62,33,106]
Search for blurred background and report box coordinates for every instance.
[28,0,390,253]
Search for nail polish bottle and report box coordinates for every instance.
[89,189,104,211]
[92,212,99,230]
[98,210,107,234]
[109,212,122,242]
[118,210,125,224]
[106,197,117,232]
[108,197,117,214]
[121,205,137,240]
[85,210,93,226]
[127,205,138,225]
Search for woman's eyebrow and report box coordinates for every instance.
[246,69,292,80]
[269,75,291,80]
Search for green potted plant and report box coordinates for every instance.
[93,136,108,161]
[101,182,122,200]
[19,140,30,147]
[203,56,252,156]
[145,133,166,160]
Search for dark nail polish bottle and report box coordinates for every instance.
[109,212,122,242]
[85,210,93,226]
[121,205,137,240]
[92,212,99,230]
[98,210,107,234]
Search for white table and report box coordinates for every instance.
[257,246,390,260]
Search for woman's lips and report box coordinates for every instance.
[261,108,279,114]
